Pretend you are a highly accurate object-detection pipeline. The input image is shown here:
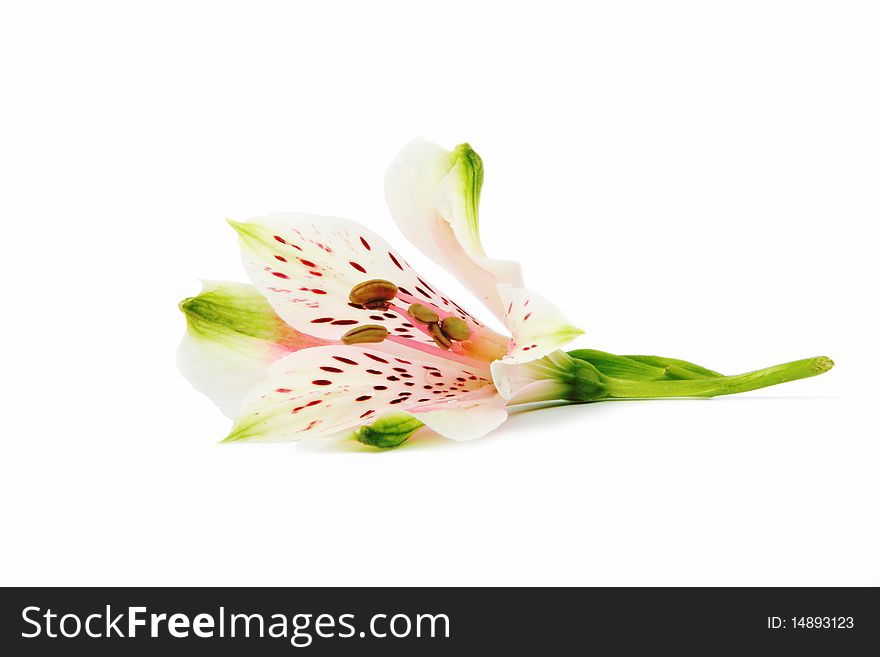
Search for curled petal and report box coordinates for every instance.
[491,350,579,405]
[231,213,507,365]
[497,285,584,364]
[177,281,326,417]
[223,345,495,443]
[409,391,508,441]
[385,139,523,321]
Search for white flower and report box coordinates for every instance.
[178,140,582,447]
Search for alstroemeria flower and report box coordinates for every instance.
[178,210,582,446]
[179,139,832,449]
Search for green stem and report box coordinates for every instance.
[598,356,833,400]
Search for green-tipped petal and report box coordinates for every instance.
[385,139,523,321]
[222,345,498,444]
[497,284,584,365]
[229,212,506,360]
[177,281,325,417]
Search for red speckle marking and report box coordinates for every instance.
[272,272,290,279]
[330,319,358,326]
[373,385,388,391]
[523,312,532,321]
[275,388,292,393]
[274,255,287,262]
[309,270,323,276]
[299,259,317,267]
[349,261,367,273]
[306,399,322,407]
[395,358,412,365]
[388,253,404,270]
[355,395,372,402]
[312,379,332,386]
[365,353,389,363]
[311,317,334,323]
[360,410,374,418]
[274,235,287,244]
[311,289,326,295]
[389,398,404,404]
[360,236,371,250]
[366,369,382,375]
[334,356,358,365]
[320,366,344,373]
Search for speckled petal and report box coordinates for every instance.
[497,285,584,364]
[231,213,507,366]
[223,345,496,443]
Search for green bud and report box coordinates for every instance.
[356,413,424,448]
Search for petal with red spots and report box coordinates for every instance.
[223,345,495,442]
[497,284,584,365]
[230,214,506,364]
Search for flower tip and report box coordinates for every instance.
[227,219,259,242]
[178,296,194,313]
[219,429,243,444]
[813,356,834,373]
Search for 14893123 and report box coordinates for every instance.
[767,617,854,630]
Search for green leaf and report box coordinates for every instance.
[355,413,424,449]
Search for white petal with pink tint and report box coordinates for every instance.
[384,139,523,321]
[231,213,506,364]
[410,391,508,441]
[224,345,495,443]
[498,285,584,365]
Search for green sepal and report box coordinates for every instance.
[567,349,722,381]
[355,413,424,449]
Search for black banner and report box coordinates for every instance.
[1,587,877,654]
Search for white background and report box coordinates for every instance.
[1,1,877,586]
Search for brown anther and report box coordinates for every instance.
[348,279,398,307]
[427,323,452,350]
[440,316,470,341]
[341,324,389,345]
[407,303,439,324]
